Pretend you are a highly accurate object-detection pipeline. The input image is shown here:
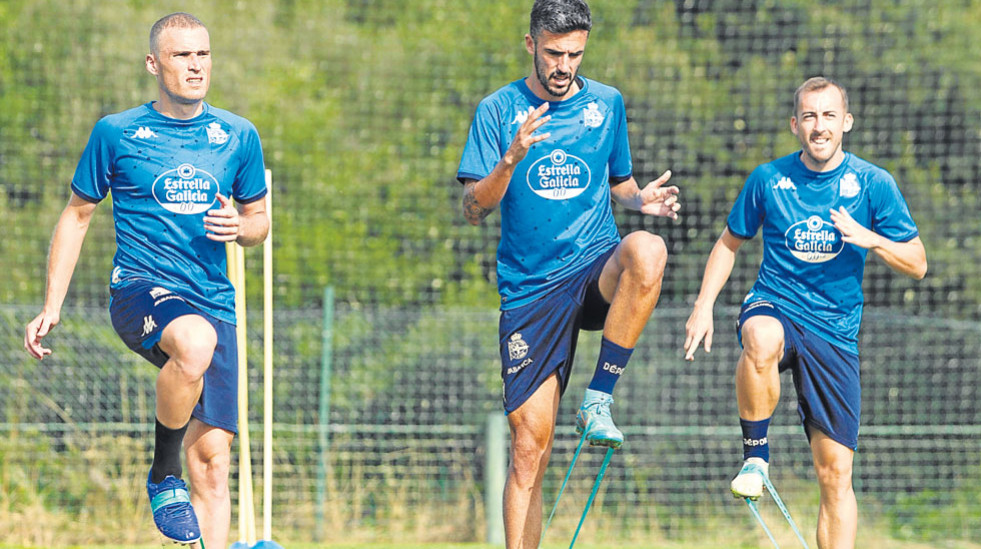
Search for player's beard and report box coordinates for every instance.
[534,52,577,99]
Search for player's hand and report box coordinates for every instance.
[24,310,59,360]
[503,103,551,167]
[639,170,680,219]
[683,303,713,361]
[830,206,880,249]
[204,193,241,242]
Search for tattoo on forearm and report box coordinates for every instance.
[463,183,494,224]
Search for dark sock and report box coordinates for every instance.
[587,337,634,394]
[740,417,771,462]
[150,418,188,484]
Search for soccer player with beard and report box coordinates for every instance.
[684,77,927,548]
[457,1,680,546]
[24,13,268,548]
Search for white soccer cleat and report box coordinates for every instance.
[730,457,769,500]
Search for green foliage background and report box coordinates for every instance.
[0,0,978,315]
[0,0,978,546]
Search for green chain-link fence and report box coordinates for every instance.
[0,0,978,546]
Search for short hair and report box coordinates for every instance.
[150,12,206,55]
[529,0,592,41]
[793,76,849,116]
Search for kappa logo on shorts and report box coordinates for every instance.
[141,315,157,337]
[507,332,529,361]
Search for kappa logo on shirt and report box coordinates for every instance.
[511,107,531,126]
[133,126,157,139]
[773,176,796,191]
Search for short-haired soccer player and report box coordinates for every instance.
[24,12,269,548]
[457,1,681,546]
[684,77,927,548]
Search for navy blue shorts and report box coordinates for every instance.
[109,280,238,433]
[498,246,616,414]
[737,300,860,450]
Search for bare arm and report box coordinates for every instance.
[204,194,269,247]
[830,206,927,279]
[24,192,98,359]
[684,228,746,360]
[609,170,680,219]
[461,102,552,225]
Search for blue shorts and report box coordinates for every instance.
[109,280,238,433]
[498,246,616,414]
[737,300,860,450]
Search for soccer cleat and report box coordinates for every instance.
[147,472,201,545]
[575,389,623,449]
[730,457,769,500]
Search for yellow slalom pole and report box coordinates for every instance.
[229,240,256,545]
[262,171,274,542]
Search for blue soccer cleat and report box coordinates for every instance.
[146,472,201,545]
[730,457,769,500]
[575,389,624,449]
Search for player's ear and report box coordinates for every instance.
[525,34,535,56]
[789,115,799,136]
[843,112,854,133]
[146,53,158,76]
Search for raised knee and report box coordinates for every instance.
[740,318,783,367]
[622,233,667,287]
[166,321,218,379]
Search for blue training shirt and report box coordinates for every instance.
[72,102,267,324]
[728,151,919,353]
[457,77,632,310]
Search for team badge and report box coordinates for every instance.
[582,102,604,128]
[839,173,860,198]
[206,122,229,145]
[507,333,529,361]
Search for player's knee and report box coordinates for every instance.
[621,232,667,286]
[509,431,551,478]
[164,318,218,379]
[814,458,853,496]
[187,448,231,497]
[740,317,783,365]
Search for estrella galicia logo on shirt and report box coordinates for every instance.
[526,149,592,200]
[152,163,218,214]
[785,215,844,263]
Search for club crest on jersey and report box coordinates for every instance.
[784,215,844,263]
[839,172,860,198]
[582,102,604,128]
[206,122,229,145]
[152,163,219,214]
[526,149,591,200]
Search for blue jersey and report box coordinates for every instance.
[728,152,919,353]
[72,102,267,324]
[457,77,632,310]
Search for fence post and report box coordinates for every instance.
[485,412,507,544]
[315,286,335,542]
